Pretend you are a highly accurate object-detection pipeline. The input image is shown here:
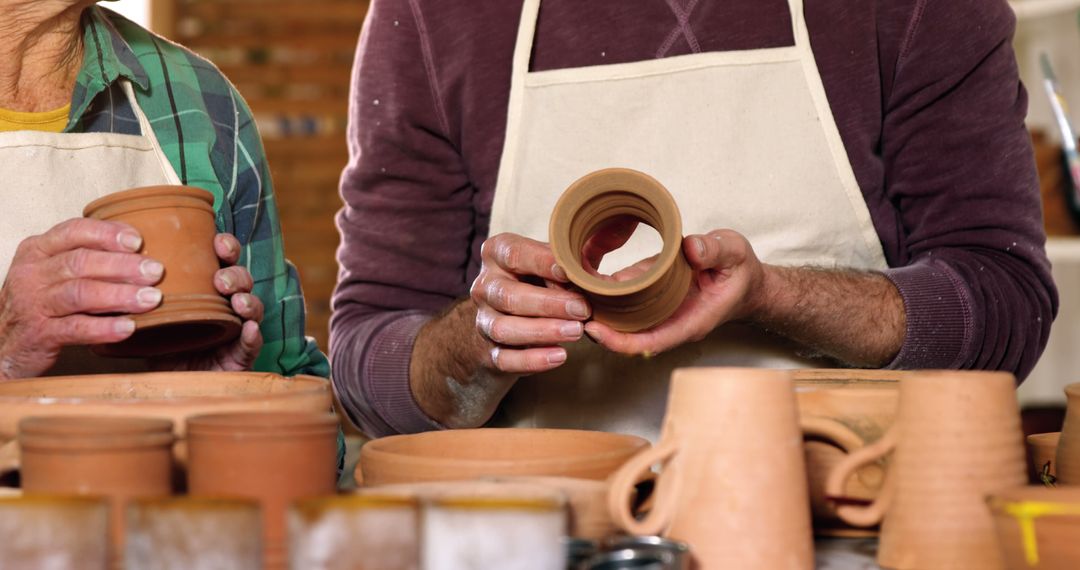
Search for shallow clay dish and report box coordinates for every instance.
[989,486,1080,568]
[548,168,692,332]
[0,371,331,468]
[84,186,241,357]
[357,428,648,487]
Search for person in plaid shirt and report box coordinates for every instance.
[0,1,328,379]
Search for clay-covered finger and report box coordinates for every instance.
[43,315,136,346]
[214,233,242,265]
[214,266,254,294]
[489,345,567,375]
[477,309,583,346]
[28,218,143,259]
[43,249,163,286]
[478,276,590,320]
[230,293,264,323]
[40,280,162,317]
[481,233,565,282]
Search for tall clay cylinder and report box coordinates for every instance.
[1056,384,1080,485]
[187,412,339,570]
[84,185,240,357]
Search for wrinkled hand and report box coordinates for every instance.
[470,233,591,376]
[0,219,163,379]
[151,234,264,371]
[584,226,766,356]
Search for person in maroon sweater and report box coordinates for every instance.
[331,0,1057,438]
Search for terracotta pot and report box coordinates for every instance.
[357,428,648,487]
[826,370,1027,569]
[1056,384,1080,485]
[187,412,340,570]
[548,168,692,332]
[0,495,109,569]
[126,497,262,570]
[793,368,906,536]
[83,185,240,357]
[290,495,420,570]
[1028,432,1061,484]
[607,368,814,570]
[988,486,1080,569]
[0,371,332,469]
[18,416,174,566]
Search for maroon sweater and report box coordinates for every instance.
[331,0,1057,437]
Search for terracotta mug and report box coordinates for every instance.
[1055,383,1080,485]
[187,412,340,570]
[825,370,1027,569]
[18,415,175,567]
[83,185,241,357]
[607,367,814,570]
[1028,432,1061,484]
[548,168,692,332]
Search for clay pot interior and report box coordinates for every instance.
[83,185,240,358]
[357,428,649,487]
[1028,432,1062,484]
[548,168,692,332]
[988,486,1080,569]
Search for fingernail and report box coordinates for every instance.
[547,349,567,365]
[237,294,250,311]
[552,264,569,281]
[140,259,164,280]
[137,287,162,307]
[220,273,233,290]
[585,326,602,342]
[567,300,589,319]
[114,319,135,334]
[694,236,706,257]
[490,347,501,367]
[118,231,142,252]
[560,321,583,338]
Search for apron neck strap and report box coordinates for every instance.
[118,79,184,186]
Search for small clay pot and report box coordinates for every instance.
[548,168,692,332]
[1056,384,1080,485]
[187,412,340,570]
[1028,432,1061,483]
[357,428,649,487]
[18,416,175,566]
[988,486,1080,569]
[83,185,241,357]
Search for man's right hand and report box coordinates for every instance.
[0,219,164,380]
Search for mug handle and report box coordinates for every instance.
[800,417,864,453]
[607,439,681,536]
[0,440,19,476]
[824,427,897,527]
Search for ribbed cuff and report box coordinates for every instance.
[883,261,974,370]
[363,313,446,434]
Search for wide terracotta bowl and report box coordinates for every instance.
[0,372,331,470]
[793,368,906,537]
[988,486,1080,568]
[357,428,648,487]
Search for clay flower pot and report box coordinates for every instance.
[18,416,175,566]
[988,486,1080,569]
[1056,383,1080,485]
[290,495,419,570]
[826,371,1027,570]
[548,168,692,332]
[607,368,814,570]
[1028,432,1061,484]
[187,412,340,570]
[357,428,648,487]
[83,185,241,357]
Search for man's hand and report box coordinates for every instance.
[0,219,163,379]
[152,233,264,371]
[409,232,590,427]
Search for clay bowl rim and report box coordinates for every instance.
[82,185,215,218]
[1027,432,1062,446]
[293,494,419,517]
[186,411,339,434]
[19,415,174,436]
[361,428,649,471]
[988,485,1080,515]
[0,372,330,406]
[548,168,682,297]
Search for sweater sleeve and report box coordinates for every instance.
[879,0,1057,379]
[330,0,472,436]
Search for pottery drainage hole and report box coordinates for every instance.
[582,215,663,278]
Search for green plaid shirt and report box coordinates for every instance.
[68,7,329,378]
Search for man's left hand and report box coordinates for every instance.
[151,233,264,371]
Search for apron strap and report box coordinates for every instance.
[120,80,183,187]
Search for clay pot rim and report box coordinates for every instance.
[430,496,564,512]
[1027,432,1062,444]
[293,495,418,517]
[19,415,174,436]
[362,428,648,469]
[129,496,260,511]
[186,411,338,434]
[548,168,682,296]
[0,494,108,508]
[82,185,214,218]
[987,485,1080,513]
[0,372,329,405]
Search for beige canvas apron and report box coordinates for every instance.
[487,0,889,440]
[0,80,182,375]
